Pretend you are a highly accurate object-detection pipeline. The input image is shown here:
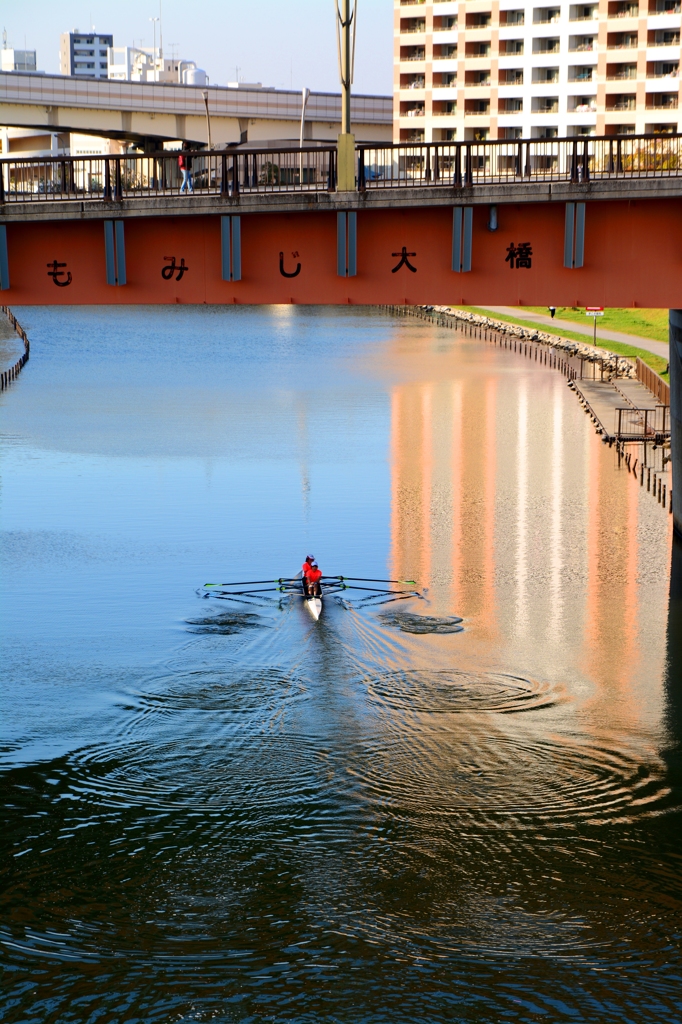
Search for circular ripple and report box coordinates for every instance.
[185,610,267,635]
[345,730,674,828]
[128,667,309,718]
[364,669,557,714]
[379,611,464,634]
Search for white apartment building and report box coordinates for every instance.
[60,31,113,78]
[1,48,37,73]
[107,47,208,86]
[394,0,681,141]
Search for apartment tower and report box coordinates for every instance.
[394,0,681,141]
[60,32,113,78]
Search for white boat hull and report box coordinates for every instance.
[305,596,322,621]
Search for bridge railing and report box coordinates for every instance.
[1,134,681,202]
[0,146,338,203]
[357,133,682,188]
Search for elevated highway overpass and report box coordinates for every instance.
[0,71,392,147]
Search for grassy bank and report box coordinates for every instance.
[457,306,670,381]
[524,306,669,344]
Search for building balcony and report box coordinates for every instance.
[465,70,492,86]
[570,37,597,51]
[533,39,561,54]
[465,12,492,28]
[647,0,681,12]
[647,59,680,76]
[571,3,600,19]
[400,47,426,62]
[500,40,524,55]
[500,69,524,85]
[607,94,638,108]
[434,16,458,30]
[400,20,426,35]
[649,30,681,44]
[500,11,524,25]
[608,1,640,16]
[606,62,638,78]
[465,43,492,58]
[499,97,523,112]
[464,100,491,114]
[433,102,459,115]
[532,97,560,113]
[535,8,562,23]
[433,45,458,60]
[646,92,679,105]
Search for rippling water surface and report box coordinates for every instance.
[1,305,681,1023]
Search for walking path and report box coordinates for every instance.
[485,306,669,360]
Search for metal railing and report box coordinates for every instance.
[615,405,670,438]
[357,133,682,188]
[636,356,670,404]
[0,146,337,203]
[1,134,682,204]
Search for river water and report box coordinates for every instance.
[1,305,681,1023]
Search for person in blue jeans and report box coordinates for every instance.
[179,144,193,194]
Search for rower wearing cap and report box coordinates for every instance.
[307,562,322,597]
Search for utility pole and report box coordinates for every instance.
[335,0,357,191]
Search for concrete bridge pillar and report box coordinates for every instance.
[670,309,682,538]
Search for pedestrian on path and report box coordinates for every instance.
[179,144,194,194]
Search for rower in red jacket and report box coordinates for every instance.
[306,563,323,597]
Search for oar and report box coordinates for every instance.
[333,589,413,598]
[209,586,292,596]
[322,576,417,585]
[204,578,298,588]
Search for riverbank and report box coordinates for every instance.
[458,306,669,380]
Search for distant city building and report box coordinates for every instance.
[394,0,682,142]
[60,31,113,78]
[107,46,207,85]
[1,47,37,73]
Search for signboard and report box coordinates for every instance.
[585,307,604,316]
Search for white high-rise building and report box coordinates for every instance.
[394,0,681,141]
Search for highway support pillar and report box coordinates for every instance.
[104,220,126,286]
[670,309,682,537]
[336,134,356,192]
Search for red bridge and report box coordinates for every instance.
[1,134,682,308]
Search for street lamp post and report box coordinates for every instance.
[149,17,159,62]
[299,87,310,184]
[202,90,212,150]
[335,0,357,190]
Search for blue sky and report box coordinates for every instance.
[2,0,393,95]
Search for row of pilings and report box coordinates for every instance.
[0,306,30,390]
